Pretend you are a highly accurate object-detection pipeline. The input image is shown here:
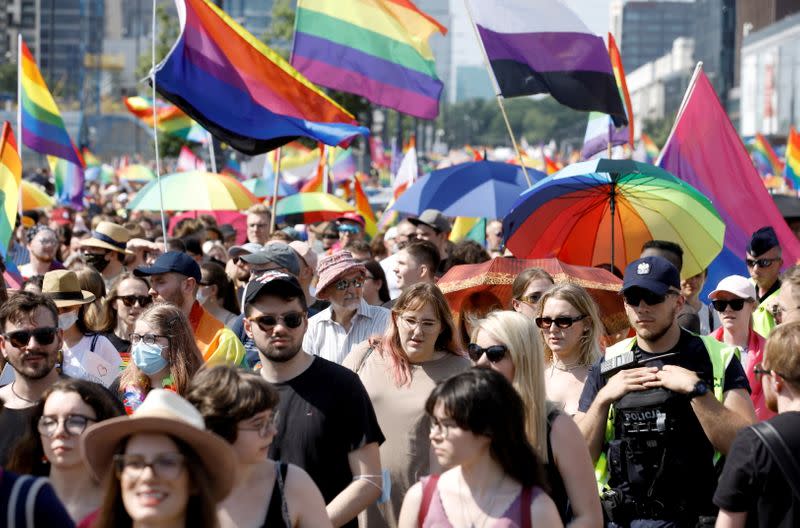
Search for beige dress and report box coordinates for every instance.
[343,342,470,528]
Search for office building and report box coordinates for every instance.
[619,1,695,71]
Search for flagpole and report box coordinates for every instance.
[463,0,532,187]
[322,145,330,193]
[656,62,703,166]
[206,131,217,173]
[269,147,282,233]
[151,0,167,252]
[17,34,23,218]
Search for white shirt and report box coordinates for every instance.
[303,299,391,364]
[62,334,122,387]
[380,253,401,299]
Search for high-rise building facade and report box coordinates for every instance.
[619,1,695,72]
[224,0,276,39]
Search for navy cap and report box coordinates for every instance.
[240,242,300,275]
[622,256,680,295]
[747,226,779,256]
[244,271,305,307]
[134,251,202,282]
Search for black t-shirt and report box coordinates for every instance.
[102,331,131,355]
[578,330,750,515]
[269,356,384,528]
[714,411,800,527]
[0,407,35,466]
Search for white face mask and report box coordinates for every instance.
[58,311,79,330]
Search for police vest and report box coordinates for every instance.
[752,286,780,338]
[594,334,740,490]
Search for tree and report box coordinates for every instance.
[0,63,16,99]
[641,114,676,149]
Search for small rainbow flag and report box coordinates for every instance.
[48,156,85,209]
[785,126,800,190]
[353,176,377,238]
[124,96,207,143]
[640,133,659,163]
[19,40,84,168]
[543,155,561,175]
[752,133,783,177]
[331,148,357,184]
[81,147,101,168]
[0,122,22,256]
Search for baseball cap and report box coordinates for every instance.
[289,241,317,272]
[708,275,757,301]
[336,212,366,228]
[622,256,680,296]
[240,242,300,275]
[228,242,263,258]
[244,271,305,307]
[409,209,450,233]
[134,251,202,282]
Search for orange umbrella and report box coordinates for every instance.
[437,256,628,334]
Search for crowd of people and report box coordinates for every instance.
[1,201,799,528]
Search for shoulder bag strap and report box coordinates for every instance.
[275,461,291,528]
[90,333,99,353]
[750,421,800,500]
[418,474,440,527]
[25,477,47,528]
[521,486,533,528]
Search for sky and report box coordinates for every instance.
[564,0,612,35]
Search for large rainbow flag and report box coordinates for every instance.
[786,126,800,189]
[752,133,783,177]
[292,0,446,120]
[153,0,367,155]
[124,96,207,143]
[0,122,21,257]
[581,33,633,159]
[19,40,84,168]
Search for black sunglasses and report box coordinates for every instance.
[535,315,587,329]
[712,299,747,312]
[467,343,508,363]
[746,257,779,268]
[250,312,305,330]
[4,327,58,348]
[117,295,153,308]
[622,289,677,307]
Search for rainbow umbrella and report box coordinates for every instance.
[503,159,725,279]
[118,164,155,182]
[127,171,259,211]
[21,180,55,209]
[275,192,354,225]
[85,164,116,184]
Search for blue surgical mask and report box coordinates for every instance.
[131,341,168,375]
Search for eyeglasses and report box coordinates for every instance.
[239,412,280,437]
[467,343,508,363]
[114,453,186,480]
[249,312,305,331]
[622,289,678,307]
[38,414,96,437]
[397,315,439,334]
[753,363,773,380]
[3,327,58,348]
[129,333,169,345]
[746,257,780,268]
[117,295,153,308]
[535,315,587,329]
[429,418,458,439]
[335,278,364,290]
[518,292,544,305]
[322,234,339,240]
[771,304,800,324]
[712,299,747,312]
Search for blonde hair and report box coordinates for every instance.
[470,310,549,461]
[538,283,604,366]
[765,321,800,390]
[76,267,108,332]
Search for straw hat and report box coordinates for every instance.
[315,250,366,299]
[80,221,133,254]
[42,270,96,308]
[81,389,237,502]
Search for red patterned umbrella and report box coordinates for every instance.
[437,257,628,334]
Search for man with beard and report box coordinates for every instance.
[576,256,755,526]
[714,321,800,527]
[303,251,390,364]
[0,292,63,465]
[134,251,245,367]
[19,225,64,279]
[79,221,131,290]
[243,271,384,528]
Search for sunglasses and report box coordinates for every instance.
[467,343,508,363]
[622,289,677,306]
[117,295,153,308]
[518,292,544,305]
[337,225,361,234]
[746,257,780,268]
[249,312,305,330]
[4,327,58,348]
[535,315,586,329]
[335,278,364,290]
[322,234,339,240]
[712,299,747,312]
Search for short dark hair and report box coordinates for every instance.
[362,260,391,303]
[344,240,373,258]
[0,291,58,331]
[186,365,279,443]
[405,240,440,272]
[641,240,684,271]
[449,240,490,267]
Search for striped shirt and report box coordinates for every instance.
[303,299,391,364]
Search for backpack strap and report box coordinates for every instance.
[750,421,800,500]
[90,333,99,353]
[7,474,48,528]
[521,486,533,528]
[418,474,440,527]
[275,461,291,528]
[25,478,48,528]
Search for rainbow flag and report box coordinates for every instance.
[19,40,84,168]
[449,217,485,243]
[0,122,22,256]
[48,156,85,209]
[785,126,800,189]
[543,155,561,175]
[81,147,101,168]
[331,148,357,184]
[353,176,377,238]
[293,0,446,120]
[752,133,783,177]
[640,133,659,163]
[581,34,634,159]
[124,96,207,143]
[153,0,367,155]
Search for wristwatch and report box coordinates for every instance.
[688,380,709,400]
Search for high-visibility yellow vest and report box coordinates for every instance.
[752,286,780,338]
[593,334,740,491]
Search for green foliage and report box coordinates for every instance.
[641,113,676,149]
[262,0,296,60]
[0,63,16,98]
[135,5,179,80]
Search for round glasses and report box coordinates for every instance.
[397,315,439,334]
[129,333,170,345]
[429,418,458,439]
[239,412,280,437]
[38,414,96,437]
[114,453,186,480]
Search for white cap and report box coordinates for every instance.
[708,275,757,301]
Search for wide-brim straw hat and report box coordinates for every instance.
[315,250,367,299]
[80,389,237,502]
[42,270,95,308]
[80,221,133,254]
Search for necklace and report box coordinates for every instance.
[10,382,38,404]
[457,471,506,528]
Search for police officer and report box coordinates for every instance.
[576,256,756,527]
[746,226,783,337]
